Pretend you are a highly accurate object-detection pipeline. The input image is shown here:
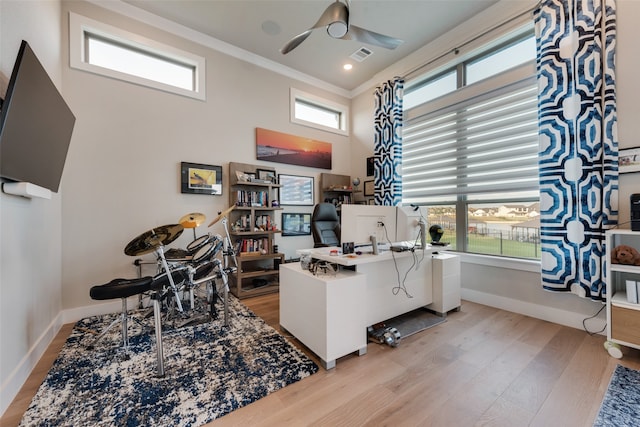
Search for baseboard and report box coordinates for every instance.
[461,288,606,333]
[0,313,63,417]
[1,298,139,417]
[61,299,126,324]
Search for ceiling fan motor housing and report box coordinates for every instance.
[326,1,349,38]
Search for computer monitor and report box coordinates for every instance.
[396,205,427,248]
[341,204,397,253]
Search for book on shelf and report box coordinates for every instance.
[234,237,270,255]
[255,214,273,231]
[232,213,252,232]
[234,190,269,207]
[626,280,639,304]
[250,178,273,184]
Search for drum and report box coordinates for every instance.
[193,260,217,282]
[186,235,211,253]
[191,237,223,263]
[153,268,188,291]
[164,248,190,261]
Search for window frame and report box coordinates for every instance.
[69,12,206,101]
[402,31,539,260]
[290,88,349,136]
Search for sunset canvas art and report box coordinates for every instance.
[256,128,332,169]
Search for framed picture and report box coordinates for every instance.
[257,168,276,183]
[364,180,374,196]
[366,156,375,176]
[256,128,332,170]
[368,198,376,205]
[181,162,222,195]
[281,212,312,236]
[620,147,640,174]
[279,174,314,206]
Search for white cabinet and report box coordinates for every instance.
[279,263,367,369]
[279,248,446,369]
[605,230,640,358]
[428,253,461,316]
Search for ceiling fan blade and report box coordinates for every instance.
[281,1,348,54]
[280,30,313,54]
[343,25,404,50]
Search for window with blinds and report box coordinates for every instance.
[402,71,538,204]
[401,33,540,259]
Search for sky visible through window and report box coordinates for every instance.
[87,36,194,90]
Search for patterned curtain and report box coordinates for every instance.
[373,77,404,206]
[536,0,618,300]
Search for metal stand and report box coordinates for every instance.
[152,290,165,377]
[220,216,238,271]
[155,245,184,313]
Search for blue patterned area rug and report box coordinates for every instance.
[593,365,640,427]
[19,296,318,426]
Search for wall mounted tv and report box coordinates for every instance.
[0,40,76,193]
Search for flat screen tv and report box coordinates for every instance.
[0,40,75,193]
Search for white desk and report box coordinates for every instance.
[280,246,444,369]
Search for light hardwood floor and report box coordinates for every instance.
[3,294,639,426]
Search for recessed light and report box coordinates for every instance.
[343,63,353,71]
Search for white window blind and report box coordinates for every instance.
[402,67,538,204]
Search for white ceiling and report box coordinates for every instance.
[122,0,500,92]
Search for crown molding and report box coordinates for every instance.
[86,0,351,98]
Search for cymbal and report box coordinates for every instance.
[124,224,184,256]
[208,205,235,227]
[179,212,206,229]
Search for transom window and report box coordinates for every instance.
[290,88,349,136]
[69,12,206,100]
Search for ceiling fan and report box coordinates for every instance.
[280,0,404,55]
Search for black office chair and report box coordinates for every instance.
[311,203,341,248]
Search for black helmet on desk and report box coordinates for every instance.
[429,225,444,243]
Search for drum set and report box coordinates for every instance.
[124,208,237,328]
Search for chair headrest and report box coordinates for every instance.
[313,203,339,222]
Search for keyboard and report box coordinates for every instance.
[390,241,415,252]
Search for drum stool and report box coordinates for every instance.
[89,276,166,376]
[89,277,153,348]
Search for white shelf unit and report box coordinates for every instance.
[605,229,640,356]
[427,253,461,316]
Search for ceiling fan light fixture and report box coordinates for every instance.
[280,0,403,55]
[327,21,348,38]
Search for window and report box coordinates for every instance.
[466,36,537,85]
[69,12,206,100]
[290,88,349,136]
[402,33,539,260]
[403,70,457,110]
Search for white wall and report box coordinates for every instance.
[0,0,65,415]
[615,0,640,227]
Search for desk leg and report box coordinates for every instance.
[323,359,336,370]
[358,346,367,356]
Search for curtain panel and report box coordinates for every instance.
[373,77,404,206]
[536,0,618,300]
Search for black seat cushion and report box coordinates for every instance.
[89,276,153,300]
